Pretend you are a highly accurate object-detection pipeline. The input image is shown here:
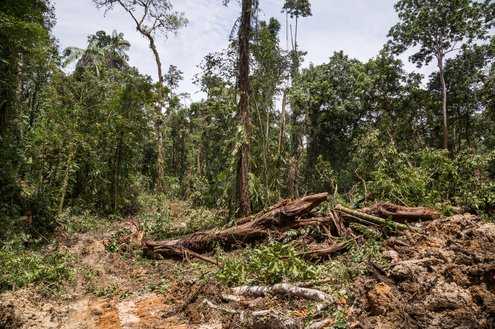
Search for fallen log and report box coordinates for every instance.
[143,193,328,259]
[359,202,441,223]
[232,283,334,303]
[335,205,421,232]
[237,198,292,224]
[296,242,349,260]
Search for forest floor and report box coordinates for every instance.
[0,200,494,329]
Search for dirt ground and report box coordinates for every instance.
[353,214,495,329]
[1,214,494,328]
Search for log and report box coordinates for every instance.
[237,198,292,224]
[232,283,334,303]
[359,202,441,223]
[335,205,420,232]
[296,242,348,260]
[143,193,328,258]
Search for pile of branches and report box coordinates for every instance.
[135,193,442,328]
[141,192,440,265]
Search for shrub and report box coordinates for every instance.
[217,241,319,286]
[0,250,74,292]
[353,129,495,213]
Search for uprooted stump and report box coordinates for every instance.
[142,192,329,259]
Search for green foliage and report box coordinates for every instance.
[388,0,494,66]
[105,227,132,253]
[291,51,371,191]
[92,283,119,297]
[349,223,382,240]
[56,209,109,234]
[218,241,319,286]
[319,239,383,284]
[283,0,312,19]
[353,129,495,213]
[146,278,171,294]
[136,194,227,240]
[0,0,55,218]
[0,250,73,292]
[27,62,154,215]
[184,207,227,232]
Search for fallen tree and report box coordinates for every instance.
[141,193,437,261]
[358,202,441,223]
[142,193,329,259]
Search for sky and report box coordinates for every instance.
[53,0,431,102]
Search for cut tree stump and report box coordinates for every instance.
[142,193,328,259]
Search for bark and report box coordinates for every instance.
[335,205,421,232]
[142,192,328,258]
[359,202,441,223]
[232,283,333,303]
[275,89,288,199]
[147,35,165,190]
[438,54,448,150]
[236,0,252,218]
[58,150,74,215]
[237,198,291,224]
[296,242,348,260]
[277,89,287,156]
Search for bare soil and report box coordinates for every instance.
[1,214,494,328]
[353,214,495,329]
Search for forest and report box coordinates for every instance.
[1,0,495,328]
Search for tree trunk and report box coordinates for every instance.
[358,202,441,223]
[276,89,288,199]
[438,55,448,150]
[277,89,287,156]
[147,36,166,190]
[58,150,74,215]
[113,142,122,213]
[236,0,252,218]
[142,193,328,258]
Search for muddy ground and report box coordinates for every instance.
[0,214,494,328]
[354,214,495,329]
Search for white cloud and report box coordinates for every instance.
[53,0,437,101]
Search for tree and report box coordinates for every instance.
[0,0,54,214]
[93,0,188,190]
[428,44,493,153]
[387,0,495,150]
[283,0,311,54]
[291,52,370,191]
[251,18,288,204]
[236,0,253,218]
[62,30,130,77]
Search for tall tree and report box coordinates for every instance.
[62,30,130,77]
[387,0,494,150]
[236,0,253,217]
[0,0,54,213]
[283,0,311,64]
[282,1,311,197]
[93,0,187,189]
